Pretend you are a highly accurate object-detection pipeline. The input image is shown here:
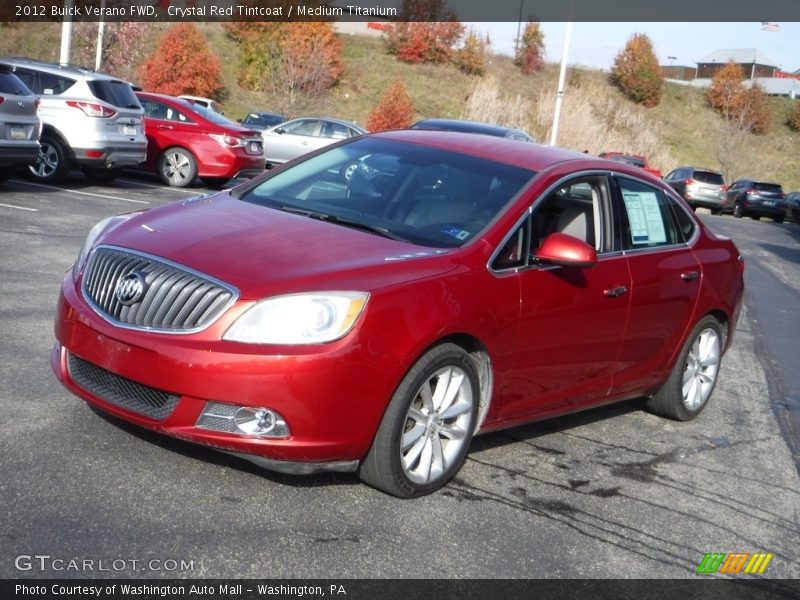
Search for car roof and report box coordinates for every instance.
[283,116,366,132]
[0,57,121,81]
[373,129,625,172]
[412,118,529,138]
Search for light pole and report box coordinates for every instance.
[514,0,524,56]
[59,0,74,66]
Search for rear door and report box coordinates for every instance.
[609,176,701,396]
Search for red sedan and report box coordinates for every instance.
[52,131,744,497]
[136,92,264,187]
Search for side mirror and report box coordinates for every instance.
[275,127,285,135]
[535,232,597,268]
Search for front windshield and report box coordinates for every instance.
[239,138,535,248]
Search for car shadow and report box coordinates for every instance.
[88,399,646,492]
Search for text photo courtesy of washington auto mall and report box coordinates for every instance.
[1,0,800,599]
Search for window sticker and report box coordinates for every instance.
[622,192,666,245]
[440,225,471,240]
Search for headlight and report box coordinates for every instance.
[73,214,137,281]
[223,292,369,345]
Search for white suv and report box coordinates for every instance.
[2,58,146,183]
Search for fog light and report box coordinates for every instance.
[196,402,290,437]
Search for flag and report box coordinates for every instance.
[760,22,780,32]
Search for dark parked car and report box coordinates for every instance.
[240,111,286,131]
[786,192,800,225]
[725,179,787,222]
[663,167,727,213]
[53,131,744,497]
[0,63,40,182]
[411,118,534,142]
[137,92,264,188]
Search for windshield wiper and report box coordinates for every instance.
[276,205,407,241]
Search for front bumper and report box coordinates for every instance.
[52,271,401,472]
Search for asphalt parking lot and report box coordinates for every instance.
[1,173,798,580]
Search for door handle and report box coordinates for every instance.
[604,285,628,298]
[681,271,700,281]
[157,124,174,130]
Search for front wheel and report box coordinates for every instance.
[646,316,723,421]
[772,216,784,224]
[158,147,197,187]
[359,343,479,498]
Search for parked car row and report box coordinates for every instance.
[663,166,794,223]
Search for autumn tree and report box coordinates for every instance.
[366,80,415,132]
[454,30,490,76]
[706,62,772,180]
[225,22,343,113]
[610,33,664,107]
[139,24,223,98]
[515,21,545,74]
[788,101,800,131]
[72,22,148,82]
[383,0,465,65]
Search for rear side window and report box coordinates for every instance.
[39,72,76,95]
[0,72,34,95]
[616,177,680,249]
[693,171,724,185]
[88,80,141,109]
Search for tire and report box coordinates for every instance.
[750,215,761,221]
[733,201,743,218]
[710,208,721,216]
[0,167,11,183]
[359,343,479,498]
[158,147,197,187]
[200,177,230,189]
[28,137,71,183]
[81,166,121,183]
[771,216,784,224]
[646,315,723,421]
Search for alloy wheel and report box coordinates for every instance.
[681,328,720,411]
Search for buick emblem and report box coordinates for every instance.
[115,271,147,306]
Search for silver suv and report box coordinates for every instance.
[1,58,146,183]
[0,63,41,182]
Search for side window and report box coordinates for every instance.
[39,72,76,96]
[283,120,319,136]
[669,198,697,242]
[617,177,680,250]
[14,69,37,93]
[492,219,530,271]
[532,176,606,252]
[665,170,678,181]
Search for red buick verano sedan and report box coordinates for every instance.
[136,92,264,188]
[52,131,744,497]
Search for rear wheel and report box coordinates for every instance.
[646,316,723,421]
[29,137,71,183]
[750,215,761,221]
[733,201,744,218]
[359,343,479,498]
[158,147,197,187]
[710,208,721,216]
[772,216,784,224]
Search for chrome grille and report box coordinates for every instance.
[67,353,179,421]
[82,246,236,332]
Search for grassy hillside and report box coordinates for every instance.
[2,22,798,190]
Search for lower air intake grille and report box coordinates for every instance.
[67,353,179,421]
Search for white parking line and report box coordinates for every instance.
[9,179,149,204]
[116,178,202,194]
[0,202,39,212]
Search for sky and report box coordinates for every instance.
[468,22,800,73]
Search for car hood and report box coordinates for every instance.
[97,192,461,300]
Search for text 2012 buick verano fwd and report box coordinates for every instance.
[52,131,744,497]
